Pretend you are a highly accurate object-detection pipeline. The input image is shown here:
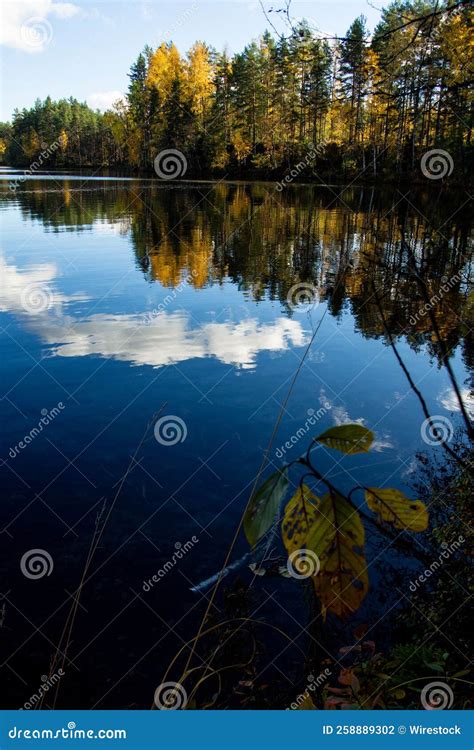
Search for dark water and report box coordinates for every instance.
[0,173,472,708]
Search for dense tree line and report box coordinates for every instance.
[1,0,472,179]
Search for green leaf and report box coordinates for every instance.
[365,488,428,531]
[243,468,289,547]
[425,662,444,673]
[315,424,374,454]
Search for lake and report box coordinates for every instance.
[0,172,472,708]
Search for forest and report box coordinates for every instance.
[0,0,473,716]
[1,0,472,181]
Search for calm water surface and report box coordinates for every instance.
[0,174,472,707]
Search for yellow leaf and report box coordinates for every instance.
[365,488,428,532]
[282,488,368,619]
[281,484,319,554]
[310,493,368,619]
[390,689,406,700]
[297,694,317,710]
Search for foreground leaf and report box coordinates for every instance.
[297,694,317,710]
[315,424,374,454]
[365,488,428,531]
[243,468,289,547]
[281,484,320,555]
[282,487,368,618]
[309,492,368,618]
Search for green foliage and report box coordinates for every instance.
[322,638,471,710]
[5,97,118,168]
[245,424,429,619]
[3,1,472,177]
[243,468,289,547]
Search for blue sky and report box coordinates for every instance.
[0,0,383,121]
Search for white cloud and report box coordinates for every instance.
[321,398,393,452]
[50,2,78,19]
[0,255,88,314]
[87,91,124,111]
[0,254,307,370]
[438,386,474,418]
[1,0,79,53]
[332,405,364,427]
[402,456,419,478]
[36,312,306,369]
